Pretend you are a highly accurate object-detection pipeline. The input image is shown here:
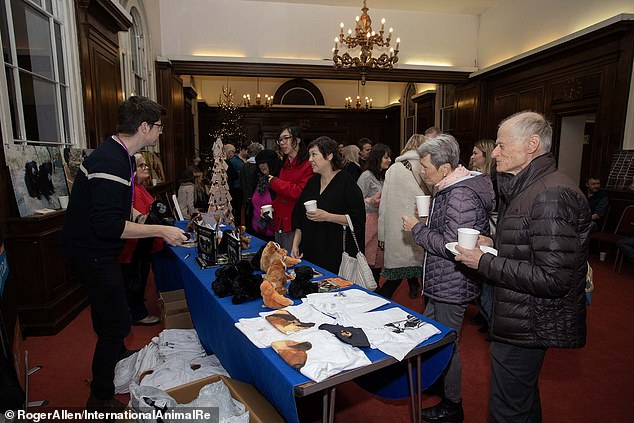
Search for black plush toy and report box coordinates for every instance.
[211,260,263,304]
[288,266,319,299]
[145,200,175,226]
[231,260,263,304]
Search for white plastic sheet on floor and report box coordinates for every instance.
[115,329,228,394]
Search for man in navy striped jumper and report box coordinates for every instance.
[62,96,186,411]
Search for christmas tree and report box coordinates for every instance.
[212,86,246,146]
[207,137,234,225]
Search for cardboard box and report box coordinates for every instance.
[165,375,284,423]
[159,289,193,329]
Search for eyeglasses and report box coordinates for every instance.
[277,135,293,145]
[137,163,149,169]
[149,122,165,133]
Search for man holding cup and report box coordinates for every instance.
[455,111,591,423]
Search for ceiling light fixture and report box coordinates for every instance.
[242,78,272,109]
[332,0,400,85]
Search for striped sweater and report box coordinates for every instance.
[62,137,134,258]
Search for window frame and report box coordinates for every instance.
[0,0,84,147]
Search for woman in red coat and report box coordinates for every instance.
[118,153,163,325]
[267,123,313,252]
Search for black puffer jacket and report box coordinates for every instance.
[413,172,494,304]
[478,154,591,348]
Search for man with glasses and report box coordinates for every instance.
[62,96,187,412]
[267,123,313,252]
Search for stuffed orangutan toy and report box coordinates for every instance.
[260,280,293,309]
[259,241,301,272]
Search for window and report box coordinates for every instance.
[0,0,80,146]
[129,7,146,96]
[440,84,455,133]
[273,79,324,106]
[403,83,416,143]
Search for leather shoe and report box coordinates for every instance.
[421,398,464,422]
[132,315,160,326]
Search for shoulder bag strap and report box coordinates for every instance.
[401,160,429,194]
[344,214,362,255]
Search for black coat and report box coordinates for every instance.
[478,153,592,348]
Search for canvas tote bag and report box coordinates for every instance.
[338,214,377,291]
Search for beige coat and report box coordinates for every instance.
[378,150,427,270]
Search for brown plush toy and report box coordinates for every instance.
[260,280,293,309]
[237,226,251,249]
[260,241,301,272]
[265,259,288,295]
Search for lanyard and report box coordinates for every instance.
[113,135,134,202]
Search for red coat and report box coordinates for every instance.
[269,156,313,233]
[118,182,164,263]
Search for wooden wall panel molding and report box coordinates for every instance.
[169,60,470,85]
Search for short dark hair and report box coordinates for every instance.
[367,143,392,179]
[308,136,344,171]
[116,96,166,135]
[279,122,308,163]
[358,137,373,149]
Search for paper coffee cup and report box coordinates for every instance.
[415,195,431,217]
[58,195,69,209]
[261,204,273,216]
[457,228,479,249]
[304,200,317,212]
[599,252,607,262]
[152,178,158,186]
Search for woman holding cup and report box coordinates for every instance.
[376,134,432,299]
[250,149,282,241]
[402,134,494,421]
[291,136,365,273]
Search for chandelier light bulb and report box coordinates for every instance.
[340,22,344,28]
[381,18,385,24]
[371,31,375,36]
[356,16,360,21]
[348,29,352,35]
[389,27,393,33]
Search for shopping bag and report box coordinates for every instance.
[338,215,377,291]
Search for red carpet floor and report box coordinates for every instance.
[22,254,634,422]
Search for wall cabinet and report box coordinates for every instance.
[5,212,87,336]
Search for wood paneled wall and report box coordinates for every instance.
[453,20,634,183]
[197,103,402,158]
[75,0,132,148]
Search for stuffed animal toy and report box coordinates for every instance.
[211,261,262,304]
[259,241,301,272]
[265,259,288,295]
[237,226,251,249]
[260,280,293,309]
[231,260,263,304]
[288,266,319,299]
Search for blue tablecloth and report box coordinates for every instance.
[153,222,455,423]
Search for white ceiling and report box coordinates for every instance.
[242,0,502,15]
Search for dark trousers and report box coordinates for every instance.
[66,256,131,400]
[423,299,467,403]
[230,188,243,226]
[120,238,153,321]
[489,341,547,423]
[376,277,419,299]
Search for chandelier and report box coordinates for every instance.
[332,0,400,85]
[345,96,373,110]
[242,78,272,109]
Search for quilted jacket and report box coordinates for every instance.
[412,172,494,304]
[478,153,591,348]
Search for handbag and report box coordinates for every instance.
[338,214,377,291]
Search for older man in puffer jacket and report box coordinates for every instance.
[456,111,592,423]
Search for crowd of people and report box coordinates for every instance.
[63,95,616,423]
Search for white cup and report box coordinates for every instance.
[152,178,158,186]
[261,204,273,216]
[415,195,431,217]
[304,200,317,212]
[457,228,479,249]
[58,195,69,209]
[599,251,607,262]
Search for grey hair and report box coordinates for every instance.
[341,145,360,164]
[133,153,144,164]
[401,134,428,155]
[416,133,460,168]
[500,111,552,152]
[247,142,264,157]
